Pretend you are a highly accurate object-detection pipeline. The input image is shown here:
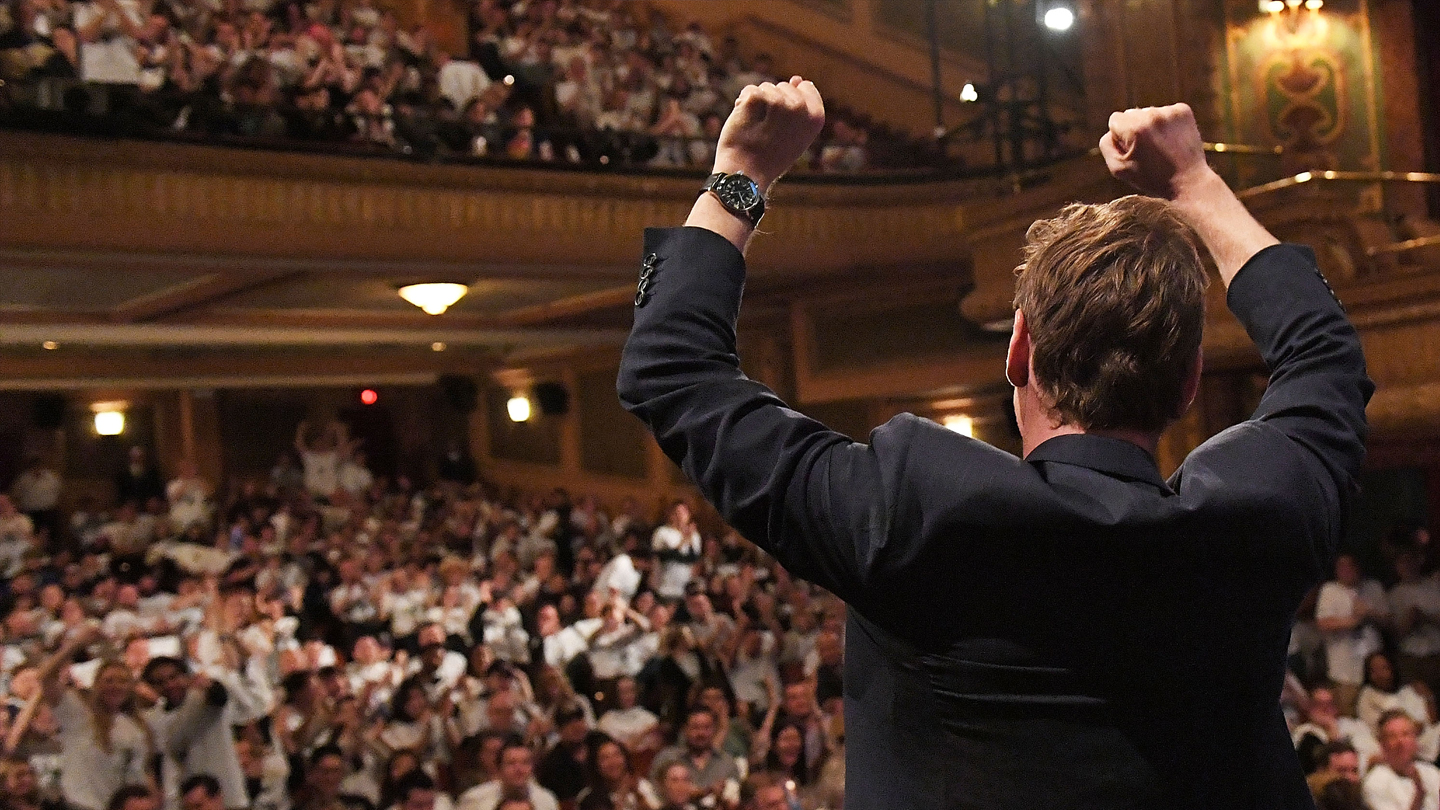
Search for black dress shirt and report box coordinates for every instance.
[618,227,1373,809]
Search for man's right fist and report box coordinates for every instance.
[1099,103,1211,201]
[713,76,826,194]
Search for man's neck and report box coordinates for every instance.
[1019,411,1160,459]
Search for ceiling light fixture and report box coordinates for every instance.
[398,283,469,315]
[1040,3,1075,32]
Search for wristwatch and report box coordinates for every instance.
[700,172,766,227]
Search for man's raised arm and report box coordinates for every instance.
[616,78,893,604]
[1103,103,1372,495]
[685,77,826,254]
[1099,103,1278,286]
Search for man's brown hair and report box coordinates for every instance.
[1014,195,1208,432]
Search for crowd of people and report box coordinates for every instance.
[1285,528,1440,810]
[0,0,918,171]
[2,416,1438,810]
[0,418,847,810]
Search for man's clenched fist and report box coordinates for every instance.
[714,76,826,194]
[1099,102,1211,201]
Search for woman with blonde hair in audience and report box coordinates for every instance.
[533,664,595,733]
[34,626,156,810]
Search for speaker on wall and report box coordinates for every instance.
[535,381,570,416]
[33,394,66,430]
[438,375,479,414]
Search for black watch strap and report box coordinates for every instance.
[700,172,766,227]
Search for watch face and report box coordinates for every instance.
[717,174,761,210]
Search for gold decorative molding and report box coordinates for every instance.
[0,131,977,276]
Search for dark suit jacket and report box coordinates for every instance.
[617,227,1373,810]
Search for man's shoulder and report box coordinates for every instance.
[530,781,560,807]
[1363,762,1414,785]
[458,781,500,802]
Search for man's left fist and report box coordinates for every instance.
[714,76,826,194]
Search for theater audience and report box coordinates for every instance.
[0,0,909,171]
[0,391,1435,810]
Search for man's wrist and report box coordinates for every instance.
[711,158,775,196]
[1168,167,1229,217]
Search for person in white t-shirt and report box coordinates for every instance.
[73,0,144,85]
[0,495,35,577]
[36,627,156,810]
[596,676,659,753]
[11,456,61,545]
[592,534,651,602]
[1364,710,1440,810]
[1292,685,1381,779]
[1391,551,1440,693]
[456,742,559,810]
[1317,553,1391,715]
[166,459,212,533]
[652,501,701,601]
[295,420,347,500]
[339,449,375,499]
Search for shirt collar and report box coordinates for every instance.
[1025,434,1171,492]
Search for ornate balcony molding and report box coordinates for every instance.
[0,130,975,276]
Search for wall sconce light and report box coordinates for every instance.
[507,395,532,423]
[942,414,975,437]
[1258,0,1325,43]
[91,401,127,436]
[398,282,469,315]
[1260,0,1322,12]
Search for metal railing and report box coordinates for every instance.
[1236,170,1440,199]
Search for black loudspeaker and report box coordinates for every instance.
[33,394,66,430]
[438,375,479,414]
[535,381,570,416]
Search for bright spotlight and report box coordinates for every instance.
[960,82,979,103]
[94,410,125,436]
[507,396,532,423]
[1043,6,1075,31]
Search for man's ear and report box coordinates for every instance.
[1005,310,1029,389]
[1177,348,1203,418]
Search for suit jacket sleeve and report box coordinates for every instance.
[1221,244,1374,512]
[617,227,892,604]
